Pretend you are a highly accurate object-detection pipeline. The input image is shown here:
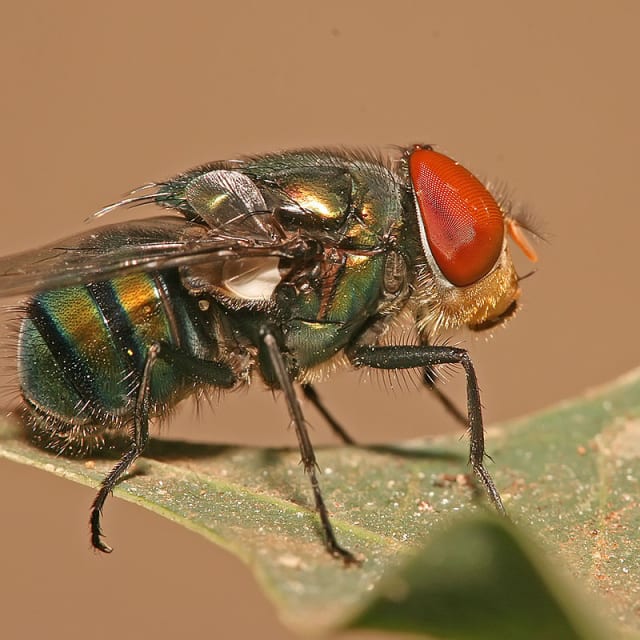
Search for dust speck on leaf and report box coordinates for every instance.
[604,419,640,460]
[277,553,305,570]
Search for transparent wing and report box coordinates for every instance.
[92,168,283,242]
[0,216,318,298]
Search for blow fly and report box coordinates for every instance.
[0,145,537,564]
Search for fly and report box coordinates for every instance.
[0,145,537,564]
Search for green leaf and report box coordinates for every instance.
[350,516,604,640]
[2,369,640,638]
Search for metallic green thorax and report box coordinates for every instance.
[160,150,418,374]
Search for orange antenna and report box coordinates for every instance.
[506,218,538,263]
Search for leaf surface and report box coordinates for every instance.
[3,369,640,637]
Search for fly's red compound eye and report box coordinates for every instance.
[409,147,505,287]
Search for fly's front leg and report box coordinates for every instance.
[260,328,359,565]
[350,344,506,515]
[90,342,237,553]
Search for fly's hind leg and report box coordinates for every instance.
[260,328,359,565]
[89,343,159,553]
[90,342,236,553]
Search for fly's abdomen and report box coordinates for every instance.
[18,271,195,451]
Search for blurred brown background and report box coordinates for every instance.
[0,2,638,638]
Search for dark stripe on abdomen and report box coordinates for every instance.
[86,281,146,374]
[26,295,106,406]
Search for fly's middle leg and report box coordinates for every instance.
[260,328,360,565]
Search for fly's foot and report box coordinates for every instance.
[328,542,362,567]
[471,460,507,517]
[90,507,113,553]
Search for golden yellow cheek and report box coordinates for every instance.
[417,248,521,335]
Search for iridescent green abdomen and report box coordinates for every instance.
[18,269,217,449]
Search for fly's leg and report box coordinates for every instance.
[90,343,159,553]
[422,334,467,427]
[260,328,359,565]
[90,342,236,553]
[350,344,506,515]
[302,372,465,443]
[300,383,356,445]
[301,373,463,444]
[422,367,468,428]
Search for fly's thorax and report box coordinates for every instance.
[364,248,413,331]
[242,149,405,248]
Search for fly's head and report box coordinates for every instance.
[405,145,538,337]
